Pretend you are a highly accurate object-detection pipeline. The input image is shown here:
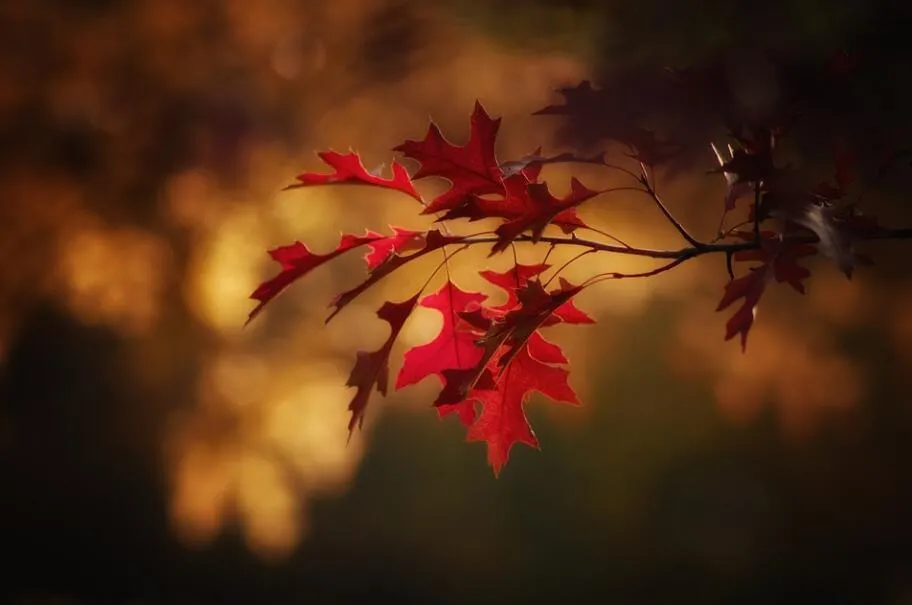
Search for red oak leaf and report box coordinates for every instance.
[716,267,767,351]
[394,101,504,214]
[479,264,548,310]
[482,278,589,372]
[478,264,593,325]
[732,236,816,294]
[430,266,589,474]
[432,267,573,404]
[346,294,419,433]
[247,232,383,325]
[491,177,600,254]
[549,288,596,325]
[434,169,588,234]
[517,276,593,326]
[328,230,465,322]
[461,332,579,476]
[285,150,422,202]
[396,280,488,391]
[717,234,815,349]
[364,227,426,270]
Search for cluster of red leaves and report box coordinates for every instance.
[248,102,606,475]
[247,84,882,474]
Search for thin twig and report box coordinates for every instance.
[753,181,761,243]
[540,241,558,268]
[583,257,690,287]
[712,219,754,243]
[601,162,643,182]
[638,162,702,247]
[544,249,597,288]
[578,224,632,249]
[713,209,730,242]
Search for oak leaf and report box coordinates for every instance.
[247,232,383,325]
[346,295,419,433]
[434,168,588,234]
[395,101,504,214]
[717,233,815,349]
[285,150,422,202]
[395,280,487,391]
[364,227,426,269]
[430,265,589,474]
[491,177,599,253]
[464,333,579,476]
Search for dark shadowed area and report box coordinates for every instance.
[3,1,912,604]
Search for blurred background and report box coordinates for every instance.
[3,0,912,603]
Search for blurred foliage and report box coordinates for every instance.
[446,0,868,65]
[445,0,604,57]
[449,0,912,187]
[2,1,912,604]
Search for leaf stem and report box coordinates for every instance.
[544,249,597,288]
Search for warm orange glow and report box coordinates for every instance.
[235,451,300,559]
[57,223,170,337]
[185,205,265,336]
[889,282,912,367]
[3,0,902,564]
[154,14,598,554]
[171,441,235,547]
[168,354,364,557]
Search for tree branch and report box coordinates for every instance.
[461,226,912,264]
[638,162,702,247]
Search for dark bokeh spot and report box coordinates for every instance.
[357,1,426,83]
[0,305,172,602]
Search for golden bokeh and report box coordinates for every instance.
[3,0,909,564]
